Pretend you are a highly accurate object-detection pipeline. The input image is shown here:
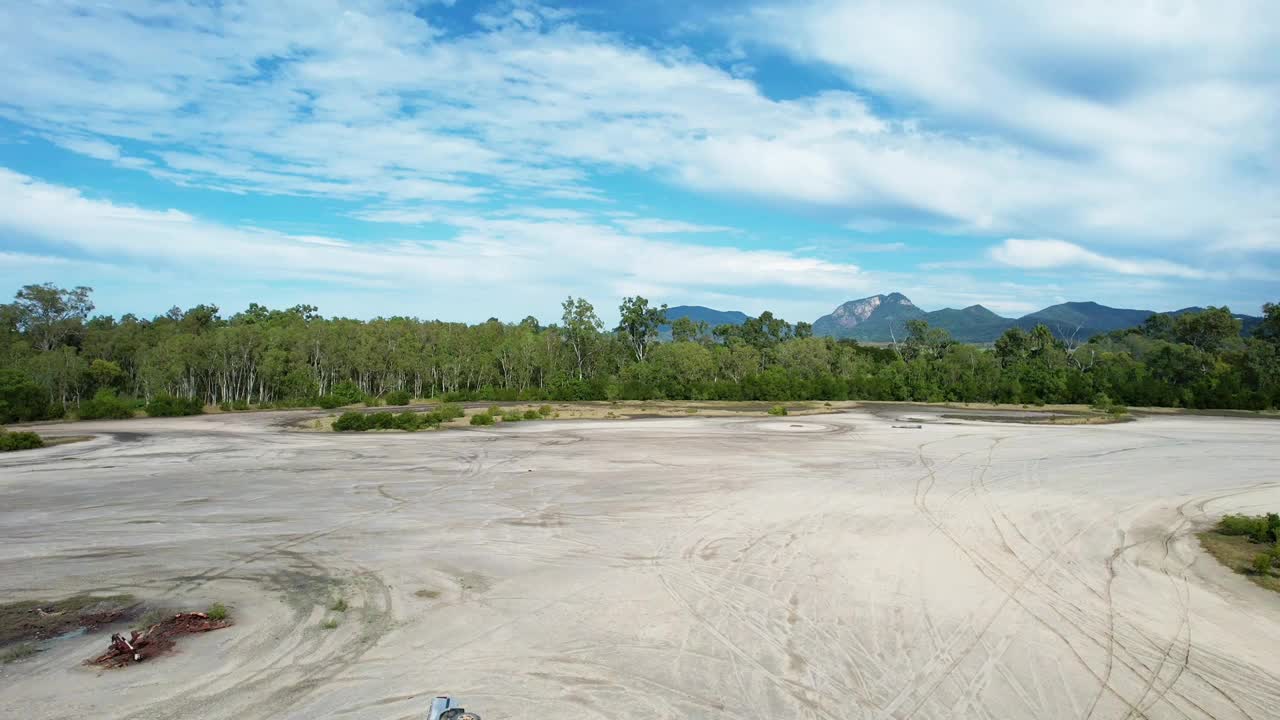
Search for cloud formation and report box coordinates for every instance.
[989,238,1206,279]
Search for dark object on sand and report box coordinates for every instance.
[89,612,231,668]
[428,696,482,720]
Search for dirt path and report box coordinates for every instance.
[1,411,1278,719]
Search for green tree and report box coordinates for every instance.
[561,296,603,380]
[1254,302,1280,344]
[8,283,94,351]
[616,296,667,363]
[1174,307,1240,353]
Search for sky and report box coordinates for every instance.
[0,0,1277,326]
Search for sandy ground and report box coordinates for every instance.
[1,409,1279,719]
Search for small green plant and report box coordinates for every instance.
[522,409,541,420]
[537,404,553,417]
[767,405,788,416]
[470,413,495,426]
[206,602,228,621]
[384,390,411,406]
[78,389,135,420]
[0,430,44,452]
[321,618,339,630]
[145,394,204,417]
[1217,513,1280,544]
[1252,552,1273,575]
[501,413,523,422]
[1,642,37,664]
[329,598,348,613]
[438,403,465,420]
[488,404,501,416]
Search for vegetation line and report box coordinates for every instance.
[2,283,1277,425]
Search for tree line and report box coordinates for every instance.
[1,282,1278,423]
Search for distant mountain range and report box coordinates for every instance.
[666,295,1263,344]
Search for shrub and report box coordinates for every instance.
[316,395,343,409]
[206,602,228,621]
[501,413,523,422]
[332,412,370,432]
[231,400,250,411]
[384,390,412,406]
[322,618,339,629]
[0,369,50,423]
[438,403,465,420]
[330,598,348,613]
[79,389,134,420]
[470,413,494,426]
[0,431,44,452]
[145,394,204,417]
[523,409,541,420]
[767,405,788,416]
[219,400,232,411]
[363,397,381,407]
[329,381,366,405]
[488,405,501,416]
[537,404,553,417]
[1218,514,1280,543]
[1252,553,1273,575]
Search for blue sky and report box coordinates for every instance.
[0,0,1277,325]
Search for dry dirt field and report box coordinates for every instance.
[1,408,1279,719]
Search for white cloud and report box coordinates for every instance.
[988,238,1206,279]
[0,168,869,321]
[614,218,734,234]
[0,0,1275,314]
[1,0,1271,258]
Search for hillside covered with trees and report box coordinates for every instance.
[1,282,1278,423]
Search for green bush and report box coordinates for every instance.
[501,413,523,422]
[523,409,541,420]
[384,390,412,406]
[767,405,788,416]
[537,404,554,417]
[79,390,135,420]
[1217,514,1280,544]
[145,394,204,417]
[438,403,465,420]
[316,395,343,409]
[0,431,44,452]
[330,381,366,405]
[363,397,381,407]
[470,413,494,426]
[487,404,501,416]
[335,410,442,432]
[0,369,50,423]
[206,602,228,621]
[1252,553,1274,575]
[332,412,369,431]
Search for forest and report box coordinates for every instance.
[1,282,1278,423]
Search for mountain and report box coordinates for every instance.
[1171,307,1264,336]
[1013,301,1154,339]
[923,305,1015,343]
[810,295,1264,343]
[811,293,926,340]
[659,305,749,336]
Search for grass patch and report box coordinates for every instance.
[767,405,788,416]
[1,642,37,664]
[414,589,441,599]
[321,618,339,630]
[1199,531,1280,594]
[206,602,229,621]
[329,598,348,613]
[0,593,137,646]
